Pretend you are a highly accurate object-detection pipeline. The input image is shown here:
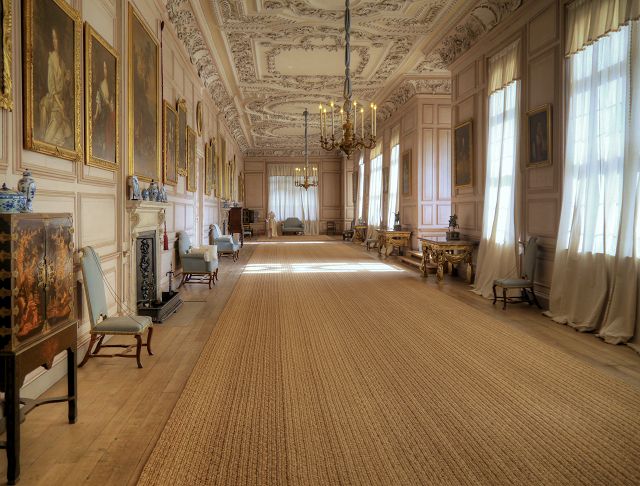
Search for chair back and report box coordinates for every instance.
[178,232,192,256]
[522,237,538,281]
[79,246,108,327]
[211,224,223,239]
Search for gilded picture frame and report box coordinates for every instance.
[128,3,160,182]
[186,126,196,192]
[84,23,119,171]
[163,100,178,185]
[401,149,412,196]
[196,100,203,136]
[23,0,82,161]
[176,98,187,176]
[526,104,552,168]
[0,0,13,110]
[204,139,211,196]
[454,120,473,189]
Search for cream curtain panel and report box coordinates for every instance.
[547,23,640,353]
[356,155,365,223]
[386,126,400,230]
[367,145,383,235]
[566,0,640,56]
[473,40,521,298]
[267,164,319,235]
[487,40,520,94]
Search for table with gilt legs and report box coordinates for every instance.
[419,238,477,282]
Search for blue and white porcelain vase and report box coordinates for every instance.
[142,188,150,201]
[149,180,159,201]
[0,184,27,213]
[17,169,36,212]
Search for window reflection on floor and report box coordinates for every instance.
[243,262,402,274]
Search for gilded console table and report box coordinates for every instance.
[420,238,476,282]
[352,224,367,243]
[378,230,412,257]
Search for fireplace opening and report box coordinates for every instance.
[136,231,157,308]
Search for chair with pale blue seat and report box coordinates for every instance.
[282,217,304,235]
[210,224,240,261]
[79,246,153,368]
[178,232,219,288]
[492,237,542,310]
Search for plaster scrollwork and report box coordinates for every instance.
[377,79,452,122]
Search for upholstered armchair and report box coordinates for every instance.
[282,217,305,235]
[210,224,240,261]
[79,246,153,368]
[178,233,219,288]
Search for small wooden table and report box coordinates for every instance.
[378,230,412,257]
[420,238,477,282]
[352,225,367,243]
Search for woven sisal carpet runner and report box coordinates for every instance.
[138,241,640,485]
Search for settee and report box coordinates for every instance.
[281,217,305,235]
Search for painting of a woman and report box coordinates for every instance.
[23,0,81,160]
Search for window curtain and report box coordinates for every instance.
[473,40,521,298]
[386,127,400,230]
[356,155,365,223]
[565,0,640,57]
[268,164,319,235]
[546,20,640,352]
[367,144,383,234]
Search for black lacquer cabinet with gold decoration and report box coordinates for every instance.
[0,213,78,485]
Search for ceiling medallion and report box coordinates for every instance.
[295,109,318,190]
[320,0,376,159]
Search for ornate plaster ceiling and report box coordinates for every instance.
[165,0,522,155]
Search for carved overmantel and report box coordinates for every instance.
[125,201,169,308]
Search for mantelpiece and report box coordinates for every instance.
[125,201,169,308]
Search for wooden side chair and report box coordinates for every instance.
[492,237,542,310]
[79,246,153,368]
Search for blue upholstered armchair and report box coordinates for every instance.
[210,224,240,261]
[178,233,219,288]
[282,217,304,235]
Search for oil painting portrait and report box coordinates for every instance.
[23,0,81,160]
[0,0,13,110]
[187,126,196,192]
[163,101,178,185]
[128,4,159,182]
[176,99,187,176]
[85,24,118,170]
[454,120,473,188]
[527,104,552,168]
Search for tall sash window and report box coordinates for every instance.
[268,164,320,235]
[547,0,640,352]
[473,40,521,298]
[356,155,365,223]
[386,127,400,230]
[367,144,383,231]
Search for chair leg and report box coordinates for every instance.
[531,289,543,309]
[79,334,97,368]
[146,327,154,356]
[492,285,498,306]
[502,288,508,311]
[209,273,213,289]
[93,334,106,354]
[178,273,187,288]
[135,335,143,369]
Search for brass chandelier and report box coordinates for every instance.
[295,108,318,190]
[319,0,377,158]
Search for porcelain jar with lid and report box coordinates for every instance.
[0,183,27,213]
[17,169,36,212]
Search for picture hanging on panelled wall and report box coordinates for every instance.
[176,98,187,176]
[204,139,213,196]
[186,126,197,192]
[128,2,160,182]
[23,0,82,161]
[162,100,178,185]
[454,120,473,188]
[526,104,552,168]
[85,23,119,171]
[0,0,13,111]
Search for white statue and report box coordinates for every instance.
[266,211,278,238]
